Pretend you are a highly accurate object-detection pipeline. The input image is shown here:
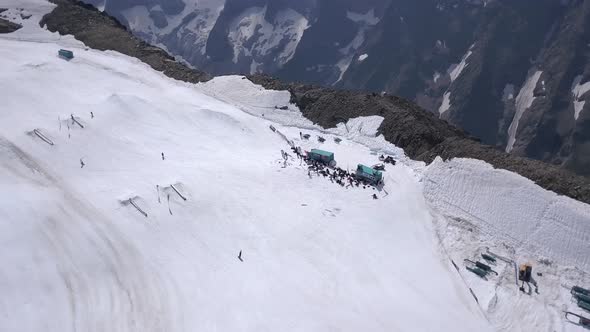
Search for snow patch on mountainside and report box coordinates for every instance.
[120,6,155,41]
[433,71,441,83]
[342,116,383,137]
[334,10,380,84]
[228,6,309,66]
[117,0,225,56]
[506,70,542,153]
[346,9,380,25]
[448,48,473,83]
[571,75,590,120]
[439,91,452,115]
[502,84,515,101]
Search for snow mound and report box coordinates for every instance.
[340,116,383,137]
[424,157,590,270]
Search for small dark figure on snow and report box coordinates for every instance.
[238,250,243,262]
[161,152,165,160]
[90,111,94,119]
[80,158,85,168]
[372,194,378,199]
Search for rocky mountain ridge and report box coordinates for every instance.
[83,0,590,176]
[20,0,590,204]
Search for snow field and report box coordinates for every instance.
[1,2,590,330]
[0,33,489,331]
[423,157,590,331]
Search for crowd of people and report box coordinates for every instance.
[289,145,380,198]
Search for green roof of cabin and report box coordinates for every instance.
[357,164,382,177]
[310,149,334,158]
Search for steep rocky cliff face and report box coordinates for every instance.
[84,0,590,177]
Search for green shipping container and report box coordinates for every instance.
[308,149,335,165]
[579,300,590,311]
[573,286,590,296]
[356,164,383,184]
[58,49,74,60]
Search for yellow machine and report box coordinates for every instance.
[519,264,533,282]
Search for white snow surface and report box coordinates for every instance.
[346,9,380,25]
[439,91,452,115]
[0,7,491,331]
[119,0,226,56]
[424,158,590,270]
[571,75,590,120]
[227,6,309,65]
[334,9,380,84]
[433,71,441,83]
[358,53,368,62]
[342,116,383,137]
[424,158,590,332]
[1,3,589,331]
[506,70,542,153]
[448,49,473,83]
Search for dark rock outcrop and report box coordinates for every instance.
[40,0,210,83]
[0,8,22,33]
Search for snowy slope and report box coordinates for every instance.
[424,158,590,332]
[1,2,590,331]
[0,4,491,331]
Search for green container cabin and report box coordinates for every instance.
[579,299,590,311]
[308,149,335,166]
[573,286,590,296]
[466,266,488,278]
[576,293,590,304]
[58,49,74,60]
[356,164,383,184]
